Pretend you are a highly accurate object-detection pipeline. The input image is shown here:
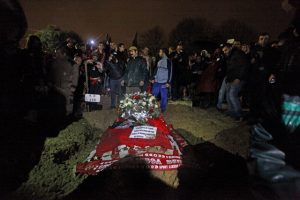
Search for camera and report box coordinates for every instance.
[110,51,118,63]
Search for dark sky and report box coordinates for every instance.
[19,0,293,45]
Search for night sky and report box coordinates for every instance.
[20,0,293,45]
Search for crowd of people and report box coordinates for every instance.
[1,0,300,198]
[15,26,299,125]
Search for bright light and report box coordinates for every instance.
[90,40,95,45]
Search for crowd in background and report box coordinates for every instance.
[17,27,300,125]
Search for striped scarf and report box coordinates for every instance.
[282,94,300,133]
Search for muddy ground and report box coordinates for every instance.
[7,102,252,200]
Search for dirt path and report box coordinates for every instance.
[83,102,249,158]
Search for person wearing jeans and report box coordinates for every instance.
[226,80,243,118]
[217,77,227,110]
[151,48,172,112]
[222,41,249,120]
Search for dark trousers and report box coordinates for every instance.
[226,81,243,118]
[88,82,102,109]
[171,80,179,100]
[110,78,122,107]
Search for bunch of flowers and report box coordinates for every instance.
[119,92,161,124]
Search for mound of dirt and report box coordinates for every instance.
[10,120,100,200]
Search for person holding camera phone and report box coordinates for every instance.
[86,54,105,110]
[105,52,126,109]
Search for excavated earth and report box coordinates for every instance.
[8,101,250,200]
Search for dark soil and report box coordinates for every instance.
[4,103,256,200]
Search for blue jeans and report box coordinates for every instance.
[152,82,168,112]
[226,81,243,118]
[110,78,122,107]
[217,77,226,109]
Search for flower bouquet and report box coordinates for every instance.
[119,92,161,124]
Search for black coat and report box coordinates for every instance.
[250,44,280,77]
[124,56,148,87]
[276,36,300,96]
[105,60,125,80]
[225,48,250,83]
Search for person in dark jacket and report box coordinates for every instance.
[122,46,148,94]
[21,35,47,117]
[151,48,172,112]
[106,52,125,108]
[222,43,250,120]
[73,52,85,118]
[86,55,105,110]
[271,28,300,97]
[172,42,189,100]
[65,38,76,64]
[117,43,128,63]
[270,4,300,172]
[248,33,281,123]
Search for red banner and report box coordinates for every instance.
[76,117,188,174]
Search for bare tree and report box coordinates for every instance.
[169,18,216,51]
[139,26,165,55]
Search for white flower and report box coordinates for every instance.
[118,92,161,122]
[149,96,155,103]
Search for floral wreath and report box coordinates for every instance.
[119,92,161,124]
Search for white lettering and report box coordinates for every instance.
[159,165,168,170]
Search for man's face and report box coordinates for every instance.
[67,42,73,48]
[119,45,125,52]
[241,45,250,54]
[110,42,116,49]
[74,56,82,65]
[176,45,183,52]
[143,47,149,56]
[159,49,164,58]
[222,46,232,56]
[258,35,270,47]
[129,50,138,57]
